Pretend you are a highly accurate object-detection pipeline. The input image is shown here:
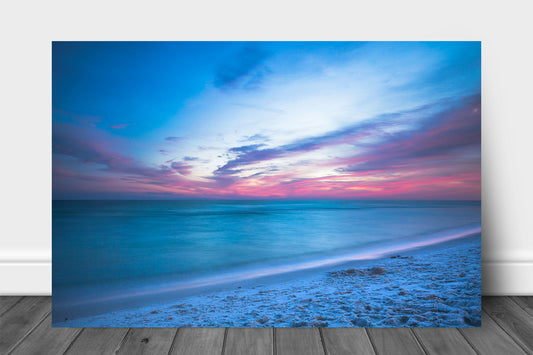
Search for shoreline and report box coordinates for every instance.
[53,225,480,316]
[54,233,481,327]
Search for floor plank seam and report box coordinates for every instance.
[6,310,51,355]
[115,328,132,355]
[166,327,180,355]
[0,296,23,318]
[410,329,430,355]
[318,328,328,355]
[7,297,533,355]
[272,328,277,355]
[456,328,481,355]
[363,329,379,355]
[509,296,533,318]
[482,305,531,355]
[61,328,85,355]
[220,327,228,355]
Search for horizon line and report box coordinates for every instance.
[52,198,482,202]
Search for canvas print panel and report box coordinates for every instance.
[52,42,481,327]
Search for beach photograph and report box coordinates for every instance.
[52,41,481,327]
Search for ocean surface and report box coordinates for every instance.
[52,200,481,320]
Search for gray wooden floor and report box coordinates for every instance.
[1,297,532,354]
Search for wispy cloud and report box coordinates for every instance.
[170,162,193,175]
[165,136,181,142]
[52,108,102,128]
[242,133,271,142]
[214,45,269,89]
[53,124,179,185]
[212,99,442,176]
[110,124,129,129]
[228,144,266,154]
[336,95,481,174]
[207,94,480,198]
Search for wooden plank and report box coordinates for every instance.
[484,296,533,353]
[65,328,129,355]
[0,296,21,316]
[117,328,177,355]
[170,328,225,355]
[0,296,51,354]
[511,296,533,317]
[224,328,272,355]
[460,310,527,355]
[413,328,477,355]
[275,328,324,355]
[321,328,375,355]
[2,296,532,355]
[9,313,81,355]
[366,328,424,355]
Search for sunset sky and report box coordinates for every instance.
[52,42,481,200]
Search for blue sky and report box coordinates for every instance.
[52,42,481,199]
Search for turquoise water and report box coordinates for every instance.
[52,200,481,316]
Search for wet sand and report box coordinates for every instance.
[56,234,481,327]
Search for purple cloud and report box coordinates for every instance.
[165,136,181,142]
[214,94,481,179]
[52,108,101,128]
[170,162,193,175]
[229,144,266,154]
[338,95,481,174]
[53,123,179,183]
[110,124,129,129]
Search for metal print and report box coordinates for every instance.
[52,42,481,327]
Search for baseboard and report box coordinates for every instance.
[482,261,533,295]
[1,260,532,295]
[0,261,51,295]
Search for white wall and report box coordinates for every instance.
[0,0,532,295]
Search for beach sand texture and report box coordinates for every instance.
[56,235,481,328]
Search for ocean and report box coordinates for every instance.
[52,200,481,321]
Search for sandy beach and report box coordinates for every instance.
[56,233,481,328]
